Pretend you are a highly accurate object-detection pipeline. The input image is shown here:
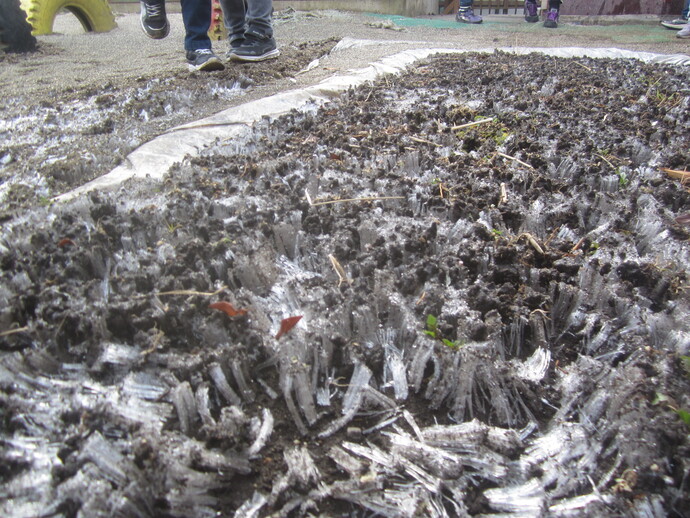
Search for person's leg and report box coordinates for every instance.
[544,0,560,28]
[524,0,538,23]
[228,0,279,62]
[219,0,247,47]
[456,0,482,24]
[683,0,690,20]
[245,0,273,36]
[180,0,212,51]
[180,0,224,70]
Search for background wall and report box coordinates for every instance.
[562,0,682,15]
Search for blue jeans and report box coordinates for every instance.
[220,0,274,43]
[684,0,690,19]
[180,0,212,51]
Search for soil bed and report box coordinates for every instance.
[1,51,690,517]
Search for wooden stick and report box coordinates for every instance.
[310,196,404,207]
[499,182,508,205]
[596,153,617,170]
[136,286,226,299]
[574,61,593,72]
[0,326,29,338]
[497,152,534,170]
[329,254,351,287]
[451,118,494,131]
[409,136,441,147]
[661,167,690,181]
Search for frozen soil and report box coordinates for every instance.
[0,36,337,213]
[2,51,690,517]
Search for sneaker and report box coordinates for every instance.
[456,8,483,24]
[544,8,559,28]
[524,1,539,23]
[677,23,690,38]
[661,18,688,30]
[225,37,245,60]
[186,49,225,72]
[140,0,169,40]
[228,30,279,62]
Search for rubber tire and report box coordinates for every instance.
[0,0,37,52]
[19,0,116,35]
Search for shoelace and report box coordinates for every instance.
[196,49,213,55]
[145,4,164,18]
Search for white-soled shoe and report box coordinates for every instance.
[677,23,690,38]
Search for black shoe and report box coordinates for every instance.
[228,29,279,62]
[140,0,169,40]
[225,37,245,60]
[186,49,225,72]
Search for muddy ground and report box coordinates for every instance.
[0,34,338,212]
[1,39,690,518]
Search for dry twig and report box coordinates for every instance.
[329,254,351,287]
[136,286,226,299]
[517,233,545,254]
[661,167,690,182]
[496,152,534,170]
[409,136,441,147]
[451,118,494,131]
[499,183,508,205]
[0,326,29,338]
[309,196,404,207]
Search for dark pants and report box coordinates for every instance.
[220,0,274,42]
[180,0,212,51]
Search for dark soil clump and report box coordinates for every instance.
[1,51,690,517]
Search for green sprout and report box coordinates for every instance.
[617,169,629,188]
[166,220,182,233]
[424,314,463,350]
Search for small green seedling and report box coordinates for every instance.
[424,314,463,350]
[617,169,629,188]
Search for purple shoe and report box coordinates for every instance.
[456,8,483,24]
[524,1,539,23]
[544,8,559,28]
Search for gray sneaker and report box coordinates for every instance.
[186,49,225,72]
[677,23,690,38]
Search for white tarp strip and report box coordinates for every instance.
[54,39,690,203]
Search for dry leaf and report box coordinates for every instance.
[275,315,303,339]
[209,301,248,317]
[57,238,76,247]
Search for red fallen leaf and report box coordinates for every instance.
[275,315,303,339]
[57,238,76,248]
[209,301,248,317]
